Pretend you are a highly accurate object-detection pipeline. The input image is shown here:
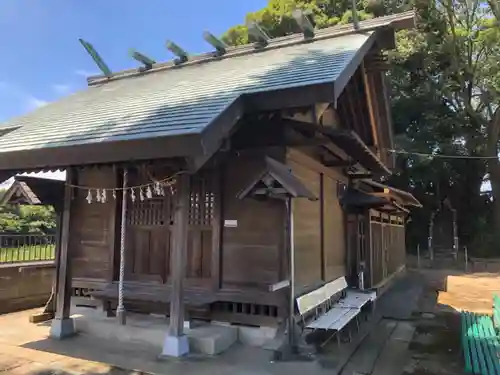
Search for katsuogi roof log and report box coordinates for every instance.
[0,12,415,172]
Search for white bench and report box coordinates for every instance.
[295,277,377,346]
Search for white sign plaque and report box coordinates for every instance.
[224,220,238,228]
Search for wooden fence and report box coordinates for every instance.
[0,234,56,264]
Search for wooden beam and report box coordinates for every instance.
[211,168,222,290]
[269,280,290,292]
[169,173,190,337]
[361,62,380,154]
[349,173,373,179]
[320,173,325,280]
[324,160,356,167]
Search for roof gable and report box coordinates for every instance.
[0,12,415,172]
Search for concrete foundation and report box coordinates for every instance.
[71,307,238,355]
[238,326,278,347]
[50,317,76,339]
[161,334,189,357]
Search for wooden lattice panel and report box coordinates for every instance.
[126,197,172,227]
[189,175,214,226]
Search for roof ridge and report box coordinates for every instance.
[87,10,415,86]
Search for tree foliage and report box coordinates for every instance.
[223,0,500,256]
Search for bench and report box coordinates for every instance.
[461,296,500,375]
[494,295,500,332]
[296,276,376,346]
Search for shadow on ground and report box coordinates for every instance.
[402,268,472,375]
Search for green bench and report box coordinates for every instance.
[494,295,500,331]
[461,294,500,375]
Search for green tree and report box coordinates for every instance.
[389,1,500,253]
[221,0,411,46]
[222,0,500,254]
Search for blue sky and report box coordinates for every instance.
[0,0,266,187]
[0,0,266,123]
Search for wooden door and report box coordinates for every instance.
[126,197,172,283]
[185,174,214,287]
[124,171,215,288]
[382,224,390,279]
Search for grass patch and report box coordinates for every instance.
[0,244,55,263]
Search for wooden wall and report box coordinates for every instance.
[287,149,348,292]
[323,172,346,281]
[369,210,406,287]
[289,159,322,289]
[70,168,117,280]
[221,152,285,290]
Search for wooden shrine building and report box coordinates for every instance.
[0,11,420,356]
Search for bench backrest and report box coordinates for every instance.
[296,276,348,316]
[494,295,500,328]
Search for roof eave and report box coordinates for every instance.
[0,132,203,172]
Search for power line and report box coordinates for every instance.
[386,149,500,160]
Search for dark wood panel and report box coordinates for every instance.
[70,167,117,280]
[223,245,280,286]
[221,153,285,289]
[323,175,347,281]
[289,159,322,289]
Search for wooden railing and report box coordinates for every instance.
[0,234,56,264]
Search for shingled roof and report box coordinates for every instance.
[0,11,415,172]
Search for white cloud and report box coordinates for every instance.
[75,69,99,78]
[51,83,71,94]
[0,81,49,112]
[26,96,49,109]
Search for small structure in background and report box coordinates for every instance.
[0,11,419,358]
[0,175,64,322]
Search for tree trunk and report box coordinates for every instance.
[486,109,500,230]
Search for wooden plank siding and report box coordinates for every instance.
[287,149,348,292]
[323,173,347,281]
[289,159,322,290]
[369,210,406,288]
[221,153,285,290]
[70,167,117,281]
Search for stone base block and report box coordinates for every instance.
[238,326,277,347]
[189,325,237,355]
[161,334,189,357]
[29,312,54,323]
[50,317,76,339]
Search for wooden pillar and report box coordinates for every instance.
[50,168,75,339]
[211,168,222,290]
[162,173,190,357]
